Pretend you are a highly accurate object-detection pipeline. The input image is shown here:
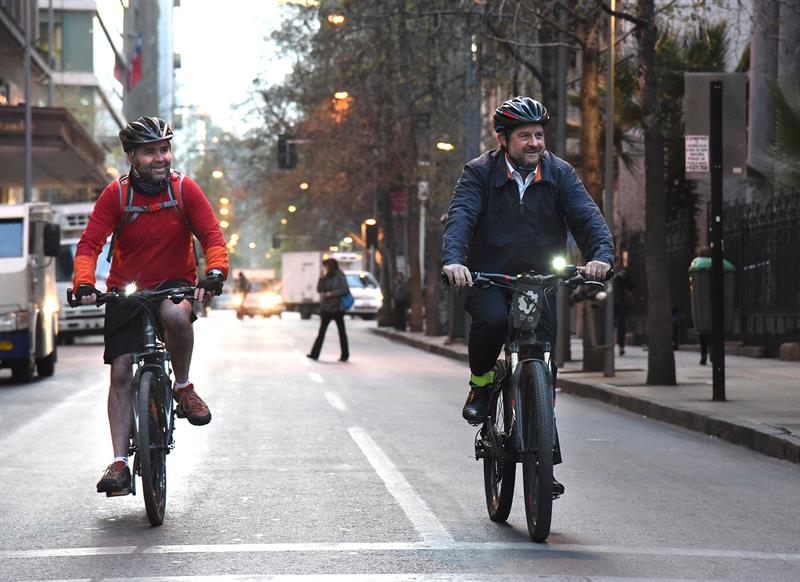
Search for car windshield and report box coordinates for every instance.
[55,242,112,282]
[248,281,273,293]
[0,219,23,258]
[345,272,378,289]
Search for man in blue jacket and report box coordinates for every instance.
[442,97,614,494]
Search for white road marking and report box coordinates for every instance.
[348,426,454,543]
[33,575,715,582]
[3,541,799,562]
[309,372,325,384]
[324,391,348,411]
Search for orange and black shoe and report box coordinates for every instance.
[173,383,212,426]
[96,461,131,493]
[462,383,491,425]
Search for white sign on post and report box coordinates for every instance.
[685,135,710,173]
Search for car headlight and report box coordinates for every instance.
[0,311,29,332]
[260,293,282,307]
[231,294,244,307]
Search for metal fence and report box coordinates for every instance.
[623,193,800,355]
[724,193,800,353]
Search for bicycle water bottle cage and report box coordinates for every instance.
[511,281,545,332]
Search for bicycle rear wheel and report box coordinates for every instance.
[483,379,515,522]
[136,370,168,526]
[520,360,554,542]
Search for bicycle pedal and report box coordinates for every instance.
[105,487,131,497]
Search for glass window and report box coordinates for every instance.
[55,242,112,282]
[0,219,24,258]
[345,273,378,288]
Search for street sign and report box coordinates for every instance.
[685,135,709,173]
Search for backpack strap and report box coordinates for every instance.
[105,172,194,263]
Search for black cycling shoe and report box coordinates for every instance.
[553,477,565,498]
[462,384,491,425]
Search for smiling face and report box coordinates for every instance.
[497,123,546,169]
[128,139,172,183]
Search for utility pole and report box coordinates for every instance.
[554,3,571,367]
[23,0,33,203]
[602,0,616,377]
[709,80,726,401]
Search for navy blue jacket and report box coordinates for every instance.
[442,148,614,274]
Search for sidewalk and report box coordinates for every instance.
[371,328,800,464]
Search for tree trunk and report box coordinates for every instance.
[577,15,605,371]
[639,0,676,385]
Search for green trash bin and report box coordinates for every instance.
[688,257,735,334]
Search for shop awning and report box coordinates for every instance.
[0,106,110,188]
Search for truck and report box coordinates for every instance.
[52,203,111,343]
[280,251,381,319]
[0,203,61,382]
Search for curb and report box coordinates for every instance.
[371,327,799,464]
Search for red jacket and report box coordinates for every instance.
[73,172,229,291]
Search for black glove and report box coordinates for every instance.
[75,284,100,301]
[198,271,224,295]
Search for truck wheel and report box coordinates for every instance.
[11,358,35,383]
[300,311,312,320]
[36,349,56,377]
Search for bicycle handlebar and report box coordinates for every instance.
[66,285,196,309]
[442,265,612,289]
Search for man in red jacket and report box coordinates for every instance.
[73,116,229,494]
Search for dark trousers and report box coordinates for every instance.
[615,305,627,348]
[310,311,349,360]
[464,285,561,465]
[465,286,556,376]
[393,300,408,331]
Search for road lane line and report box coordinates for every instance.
[348,426,454,543]
[309,372,324,384]
[324,391,348,411]
[3,541,799,561]
[94,575,712,582]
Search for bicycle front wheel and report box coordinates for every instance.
[520,360,554,543]
[136,370,168,526]
[483,378,515,522]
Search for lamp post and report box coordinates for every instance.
[603,0,616,377]
[417,179,429,287]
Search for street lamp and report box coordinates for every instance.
[299,182,309,190]
[212,169,224,179]
[220,207,230,216]
[219,220,229,229]
[249,242,256,249]
[280,218,288,225]
[327,13,345,25]
[288,205,297,213]
[436,142,455,151]
[220,197,230,205]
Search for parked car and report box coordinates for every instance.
[343,271,383,320]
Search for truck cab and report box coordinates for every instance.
[0,203,61,382]
[52,203,110,343]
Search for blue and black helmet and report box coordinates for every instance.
[493,96,549,134]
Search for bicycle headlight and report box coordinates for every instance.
[125,283,138,296]
[551,256,567,272]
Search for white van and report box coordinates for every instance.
[343,270,383,320]
[0,203,61,381]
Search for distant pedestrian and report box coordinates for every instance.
[613,255,635,356]
[694,246,712,365]
[307,258,350,362]
[393,271,410,331]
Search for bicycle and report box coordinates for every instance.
[451,265,606,542]
[67,284,196,526]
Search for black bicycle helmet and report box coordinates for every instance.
[493,96,549,134]
[119,116,174,153]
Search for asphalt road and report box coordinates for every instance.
[1,311,798,582]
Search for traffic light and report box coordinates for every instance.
[365,222,378,248]
[277,134,297,169]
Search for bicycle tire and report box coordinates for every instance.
[520,359,554,542]
[483,376,515,522]
[136,370,167,526]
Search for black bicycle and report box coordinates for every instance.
[67,285,195,526]
[463,266,606,542]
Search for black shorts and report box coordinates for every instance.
[103,279,197,364]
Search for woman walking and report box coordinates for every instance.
[307,258,350,362]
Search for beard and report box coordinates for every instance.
[508,149,541,171]
[131,158,171,185]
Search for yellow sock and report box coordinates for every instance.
[470,371,495,387]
